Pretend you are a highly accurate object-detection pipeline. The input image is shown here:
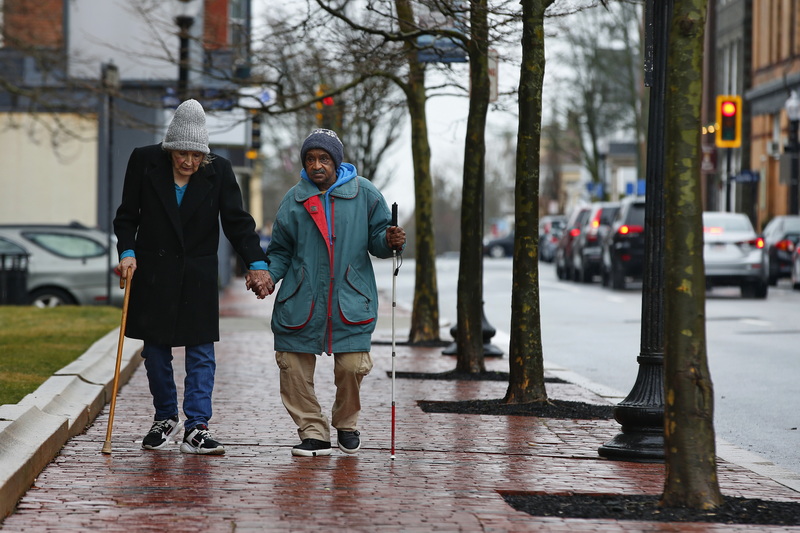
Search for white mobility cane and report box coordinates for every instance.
[390,202,399,460]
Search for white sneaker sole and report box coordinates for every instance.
[291,447,332,457]
[179,442,225,455]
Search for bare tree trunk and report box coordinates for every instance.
[455,0,489,373]
[504,0,553,402]
[661,0,723,509]
[394,0,441,344]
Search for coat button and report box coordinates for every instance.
[158,249,165,256]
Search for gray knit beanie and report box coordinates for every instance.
[162,99,210,154]
[301,129,344,169]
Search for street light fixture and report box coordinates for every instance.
[785,90,800,215]
[102,62,120,304]
[176,0,197,102]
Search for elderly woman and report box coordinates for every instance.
[114,99,272,455]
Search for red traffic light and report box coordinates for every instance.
[720,100,737,117]
[322,96,334,106]
[715,95,742,148]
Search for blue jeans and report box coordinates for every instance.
[141,342,216,430]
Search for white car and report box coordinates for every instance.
[0,224,123,307]
[702,212,768,299]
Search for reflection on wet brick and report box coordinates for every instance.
[3,280,799,532]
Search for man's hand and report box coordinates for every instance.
[386,226,406,250]
[245,270,274,299]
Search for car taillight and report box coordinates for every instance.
[776,239,795,252]
[619,225,644,235]
[736,238,764,249]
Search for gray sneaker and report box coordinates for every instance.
[142,416,181,450]
[337,430,361,454]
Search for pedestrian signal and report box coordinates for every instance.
[715,95,742,148]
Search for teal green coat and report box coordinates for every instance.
[266,164,395,354]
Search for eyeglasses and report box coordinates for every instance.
[305,154,332,167]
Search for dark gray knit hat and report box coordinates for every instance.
[301,129,344,169]
[162,99,210,154]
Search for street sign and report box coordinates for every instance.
[734,170,760,183]
[238,87,276,109]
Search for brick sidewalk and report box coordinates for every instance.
[2,279,800,531]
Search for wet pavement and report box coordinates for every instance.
[2,278,800,531]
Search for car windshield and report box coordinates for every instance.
[0,237,26,255]
[703,214,753,233]
[600,207,620,225]
[626,204,645,226]
[24,232,106,259]
[783,218,800,232]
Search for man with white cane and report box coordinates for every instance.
[260,129,406,457]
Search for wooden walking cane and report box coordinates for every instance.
[101,266,132,455]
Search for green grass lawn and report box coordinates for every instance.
[0,306,121,406]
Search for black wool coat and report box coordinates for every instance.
[113,144,266,346]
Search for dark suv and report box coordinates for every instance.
[571,202,620,283]
[601,196,646,289]
[555,205,591,281]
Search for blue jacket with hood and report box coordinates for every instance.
[266,163,395,354]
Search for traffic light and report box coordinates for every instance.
[246,112,261,160]
[315,84,336,127]
[715,95,742,148]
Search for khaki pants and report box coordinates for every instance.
[275,351,373,442]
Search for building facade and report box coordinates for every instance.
[745,0,800,227]
[0,0,257,232]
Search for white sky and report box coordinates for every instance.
[250,1,585,222]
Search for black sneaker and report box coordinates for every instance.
[142,416,181,450]
[337,430,361,454]
[179,424,225,455]
[291,438,332,457]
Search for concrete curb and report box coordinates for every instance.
[0,328,142,519]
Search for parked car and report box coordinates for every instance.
[571,202,619,282]
[0,224,123,307]
[792,246,800,290]
[555,206,592,280]
[761,215,800,285]
[483,232,514,258]
[538,215,566,262]
[702,212,768,299]
[601,196,646,290]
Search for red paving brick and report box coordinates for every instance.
[3,279,800,532]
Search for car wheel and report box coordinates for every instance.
[30,287,76,308]
[579,261,592,283]
[556,262,566,280]
[611,262,626,290]
[741,281,768,299]
[489,245,506,258]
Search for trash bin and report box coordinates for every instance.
[0,253,29,305]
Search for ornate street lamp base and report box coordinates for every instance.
[598,428,664,462]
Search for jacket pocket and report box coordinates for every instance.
[275,267,315,329]
[338,265,375,325]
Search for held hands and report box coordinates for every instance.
[245,270,275,299]
[386,226,406,250]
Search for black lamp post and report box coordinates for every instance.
[176,0,195,102]
[101,62,120,305]
[786,91,800,215]
[597,0,670,462]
